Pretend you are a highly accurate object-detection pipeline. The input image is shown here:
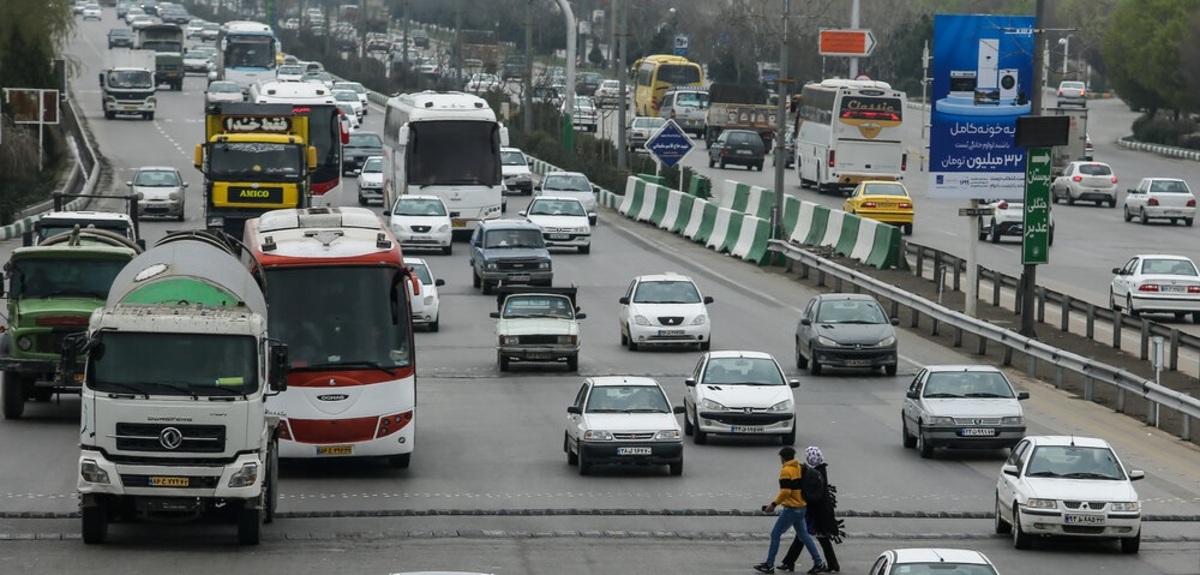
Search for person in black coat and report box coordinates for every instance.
[778,446,843,573]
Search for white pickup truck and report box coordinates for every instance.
[490,286,585,372]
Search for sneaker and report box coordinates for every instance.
[776,564,796,572]
[806,565,829,574]
[753,563,776,574]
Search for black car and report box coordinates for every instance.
[575,72,603,96]
[341,131,383,175]
[411,29,429,48]
[707,129,766,171]
[107,28,134,49]
[794,293,899,376]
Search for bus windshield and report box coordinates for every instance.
[142,40,182,53]
[225,36,275,69]
[90,333,259,396]
[408,121,500,186]
[266,266,412,370]
[208,142,303,180]
[658,64,702,85]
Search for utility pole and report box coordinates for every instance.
[771,0,790,241]
[523,0,533,133]
[454,0,463,88]
[1020,0,1048,338]
[848,0,861,78]
[616,0,628,170]
[401,0,410,78]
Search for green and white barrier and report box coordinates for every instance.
[681,197,711,240]
[618,177,646,217]
[659,190,686,232]
[705,206,738,252]
[640,184,670,225]
[730,215,772,263]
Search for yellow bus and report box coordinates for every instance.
[632,55,704,116]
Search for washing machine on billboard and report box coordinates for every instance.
[998,68,1019,102]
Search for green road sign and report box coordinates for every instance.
[1023,147,1051,265]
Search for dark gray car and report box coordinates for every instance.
[794,293,899,375]
[469,220,553,294]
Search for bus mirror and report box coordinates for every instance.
[398,125,410,148]
[193,145,204,170]
[269,343,288,392]
[307,146,317,170]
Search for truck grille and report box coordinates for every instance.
[497,259,541,271]
[119,474,221,489]
[114,423,227,453]
[33,328,83,354]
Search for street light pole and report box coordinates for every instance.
[771,0,790,241]
[616,0,628,170]
[848,0,861,78]
[523,0,533,133]
[1059,35,1070,78]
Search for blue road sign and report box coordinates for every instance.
[645,119,693,169]
[673,34,689,57]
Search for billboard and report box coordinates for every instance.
[929,14,1036,199]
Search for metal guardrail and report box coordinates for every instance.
[770,239,1198,442]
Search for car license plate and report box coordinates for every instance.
[617,447,652,455]
[1165,210,1184,216]
[451,219,466,228]
[737,149,752,155]
[507,274,531,283]
[411,235,431,241]
[1064,514,1105,525]
[149,476,189,487]
[845,359,872,367]
[549,233,570,240]
[317,445,353,456]
[526,352,554,360]
[732,426,765,433]
[1162,285,1185,293]
[657,329,684,336]
[960,428,997,437]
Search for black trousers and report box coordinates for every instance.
[782,534,839,570]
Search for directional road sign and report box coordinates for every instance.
[673,34,689,57]
[1023,147,1052,265]
[818,29,877,57]
[644,119,694,169]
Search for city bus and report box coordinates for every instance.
[381,91,505,237]
[244,207,418,467]
[249,80,346,205]
[794,79,908,193]
[214,21,280,92]
[631,54,704,116]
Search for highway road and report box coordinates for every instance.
[0,10,1197,574]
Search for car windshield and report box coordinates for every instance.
[1140,258,1198,276]
[133,170,180,187]
[361,157,382,173]
[703,357,785,386]
[347,132,382,149]
[501,151,527,166]
[189,48,215,58]
[815,299,888,323]
[542,175,591,192]
[408,262,433,285]
[395,198,446,216]
[1149,180,1191,193]
[209,82,240,93]
[484,228,543,249]
[529,199,586,217]
[10,257,128,299]
[1077,163,1112,176]
[632,279,701,304]
[1025,445,1126,480]
[502,295,574,319]
[586,385,671,413]
[278,65,303,75]
[863,183,909,196]
[674,92,707,107]
[334,91,357,102]
[887,564,998,575]
[922,371,1015,398]
[1060,81,1086,90]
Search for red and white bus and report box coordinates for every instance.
[243,207,418,467]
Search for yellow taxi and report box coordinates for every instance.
[843,180,914,235]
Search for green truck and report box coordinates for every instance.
[136,24,185,91]
[0,228,142,419]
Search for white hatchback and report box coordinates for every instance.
[521,196,591,253]
[683,351,800,445]
[995,435,1143,553]
[618,273,713,351]
[387,195,453,255]
[355,156,384,206]
[406,258,445,331]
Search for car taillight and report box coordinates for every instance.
[376,410,414,438]
[901,153,907,171]
[1058,90,1063,96]
[1190,199,1198,207]
[1072,175,1082,182]
[998,201,1009,210]
[1138,284,1160,292]
[899,202,912,209]
[862,202,877,208]
[1111,177,1119,184]
[828,150,835,168]
[1189,286,1200,294]
[1148,198,1160,206]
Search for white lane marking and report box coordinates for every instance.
[154,121,189,158]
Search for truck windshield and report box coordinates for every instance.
[107,70,153,89]
[142,40,182,52]
[503,296,574,319]
[265,266,412,370]
[11,257,128,299]
[208,142,303,180]
[90,333,259,396]
[407,121,500,186]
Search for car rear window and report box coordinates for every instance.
[1150,180,1190,193]
[1078,164,1111,176]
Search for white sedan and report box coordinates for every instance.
[995,435,1143,553]
[565,376,684,476]
[463,73,502,95]
[978,199,1054,245]
[869,548,1001,575]
[81,4,102,20]
[355,156,384,206]
[406,258,445,332]
[618,273,713,351]
[683,351,799,445]
[386,195,453,255]
[1109,254,1200,320]
[333,89,365,121]
[521,196,591,253]
[1051,161,1118,207]
[1123,177,1196,226]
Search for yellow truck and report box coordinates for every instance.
[195,103,317,238]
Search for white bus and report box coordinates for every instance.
[382,91,506,236]
[248,80,346,206]
[794,79,907,193]
[215,21,279,92]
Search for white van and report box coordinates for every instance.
[658,87,709,137]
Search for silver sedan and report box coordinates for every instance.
[901,364,1028,458]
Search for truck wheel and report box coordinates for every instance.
[236,503,262,545]
[81,501,108,544]
[2,373,27,420]
[104,111,115,120]
[388,453,411,469]
[498,353,510,372]
[145,112,154,121]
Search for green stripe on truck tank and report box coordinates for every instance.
[120,277,242,307]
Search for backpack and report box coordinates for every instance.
[800,464,826,503]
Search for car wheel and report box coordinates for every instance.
[577,444,591,475]
[442,244,453,255]
[578,244,590,254]
[781,424,796,445]
[885,363,898,376]
[565,433,578,465]
[498,353,509,372]
[699,340,711,351]
[429,318,439,332]
[794,339,808,369]
[1187,218,1195,227]
[902,223,913,236]
[1051,188,1059,204]
[683,406,694,436]
[1127,294,1140,318]
[472,270,481,288]
[708,157,715,168]
[1171,218,1179,225]
[989,220,1001,243]
[1192,311,1200,324]
[1123,205,1133,222]
[358,195,367,206]
[566,354,578,372]
[901,417,916,449]
[808,354,822,375]
[916,426,934,458]
[668,458,683,476]
[1140,208,1149,225]
[1108,198,1117,208]
[482,280,493,295]
[1012,504,1032,549]
[1120,531,1141,554]
[1109,289,1118,311]
[620,329,628,347]
[626,332,638,351]
[1066,193,1075,206]
[693,420,708,445]
[977,219,987,241]
[994,494,1012,534]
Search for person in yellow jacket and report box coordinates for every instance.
[754,446,827,574]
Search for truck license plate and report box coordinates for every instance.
[451,219,466,228]
[508,275,531,282]
[149,476,189,487]
[317,445,353,456]
[617,447,652,455]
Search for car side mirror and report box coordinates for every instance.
[703,296,714,305]
[435,279,445,287]
[1128,469,1145,481]
[619,296,630,304]
[673,405,685,415]
[684,377,696,387]
[126,181,133,187]
[567,405,582,415]
[788,379,800,388]
[1111,268,1123,275]
[905,389,919,399]
[489,311,500,319]
[1017,391,1030,400]
[382,210,390,216]
[890,317,900,325]
[1001,464,1019,477]
[575,312,587,319]
[182,182,189,188]
[800,318,812,326]
[518,210,527,217]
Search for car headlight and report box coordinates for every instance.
[769,399,794,412]
[700,398,727,411]
[583,430,613,441]
[227,461,259,488]
[634,315,651,326]
[816,335,839,346]
[538,261,551,270]
[557,335,577,345]
[486,262,498,270]
[436,224,450,232]
[1000,416,1024,425]
[655,429,681,440]
[691,314,708,325]
[499,336,519,345]
[1110,501,1140,512]
[926,416,954,425]
[874,335,896,347]
[1024,498,1058,510]
[572,226,589,233]
[80,459,110,484]
[423,295,434,306]
[168,192,180,200]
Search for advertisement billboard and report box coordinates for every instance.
[929,14,1036,199]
